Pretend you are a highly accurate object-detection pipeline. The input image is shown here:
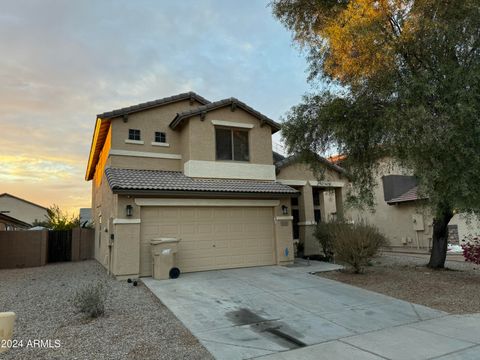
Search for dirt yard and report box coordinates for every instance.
[0,260,212,360]
[318,254,480,314]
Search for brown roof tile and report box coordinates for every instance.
[170,98,281,133]
[97,91,210,119]
[387,186,427,204]
[105,168,298,195]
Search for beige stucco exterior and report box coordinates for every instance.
[449,214,480,243]
[348,183,434,249]
[276,162,349,256]
[0,194,48,226]
[280,157,480,252]
[88,94,295,279]
[276,158,437,251]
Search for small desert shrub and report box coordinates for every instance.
[314,221,339,261]
[73,281,108,318]
[333,222,387,273]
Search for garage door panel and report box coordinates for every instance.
[197,223,213,234]
[179,223,196,234]
[197,208,214,220]
[179,208,195,218]
[229,223,243,233]
[213,223,229,233]
[140,206,275,275]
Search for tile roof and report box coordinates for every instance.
[105,168,298,195]
[275,153,347,176]
[170,98,281,133]
[386,186,428,204]
[272,151,285,164]
[97,92,210,119]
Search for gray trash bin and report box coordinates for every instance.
[150,238,181,280]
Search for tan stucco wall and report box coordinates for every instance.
[112,223,140,278]
[274,198,295,265]
[276,162,349,256]
[105,101,274,173]
[110,99,202,155]
[109,155,181,171]
[0,196,48,225]
[277,162,343,182]
[348,159,433,248]
[182,107,274,165]
[448,214,480,243]
[91,124,117,270]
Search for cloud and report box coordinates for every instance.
[0,0,309,213]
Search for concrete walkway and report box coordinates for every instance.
[143,263,480,360]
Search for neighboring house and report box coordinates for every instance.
[330,157,480,249]
[0,213,31,231]
[79,208,93,227]
[0,193,48,228]
[346,158,435,249]
[85,92,298,279]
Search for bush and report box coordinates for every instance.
[314,222,339,261]
[333,222,388,273]
[315,221,387,273]
[73,281,108,318]
[462,235,480,265]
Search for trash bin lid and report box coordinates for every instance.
[151,237,181,245]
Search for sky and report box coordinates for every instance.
[0,0,311,214]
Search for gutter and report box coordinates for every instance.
[112,189,299,198]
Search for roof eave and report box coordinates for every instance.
[85,118,108,181]
[387,198,427,205]
[97,92,210,120]
[169,99,281,133]
[111,189,299,198]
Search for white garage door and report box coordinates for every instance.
[140,206,275,276]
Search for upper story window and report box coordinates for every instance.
[128,129,141,141]
[215,127,249,161]
[155,131,166,143]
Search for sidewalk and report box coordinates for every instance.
[256,314,480,360]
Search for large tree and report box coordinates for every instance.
[271,0,480,268]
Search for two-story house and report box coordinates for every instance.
[86,92,303,279]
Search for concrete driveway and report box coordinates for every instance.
[143,263,480,360]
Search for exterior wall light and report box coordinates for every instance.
[281,205,289,215]
[126,205,133,217]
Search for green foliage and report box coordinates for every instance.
[73,282,108,318]
[314,221,338,261]
[332,222,387,273]
[272,1,480,267]
[35,205,80,230]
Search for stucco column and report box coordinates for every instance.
[299,184,315,224]
[299,184,318,255]
[319,190,328,223]
[335,187,344,221]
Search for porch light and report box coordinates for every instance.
[281,205,289,215]
[126,205,133,217]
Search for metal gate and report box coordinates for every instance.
[47,230,72,263]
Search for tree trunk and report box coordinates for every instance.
[428,205,454,269]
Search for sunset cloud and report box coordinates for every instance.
[0,0,309,213]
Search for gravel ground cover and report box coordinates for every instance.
[0,260,213,360]
[318,254,480,314]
